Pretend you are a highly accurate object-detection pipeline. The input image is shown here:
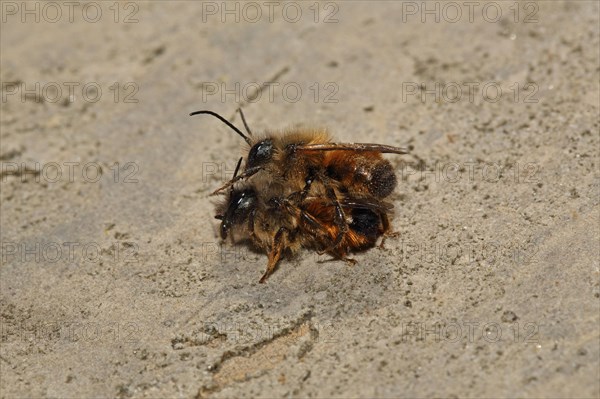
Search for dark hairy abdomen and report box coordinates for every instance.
[349,208,381,243]
[366,160,397,199]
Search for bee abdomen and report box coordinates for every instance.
[367,160,397,199]
[348,208,381,248]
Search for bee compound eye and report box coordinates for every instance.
[224,189,257,230]
[247,140,274,168]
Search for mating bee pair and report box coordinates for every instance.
[190,109,409,283]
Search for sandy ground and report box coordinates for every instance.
[1,1,599,398]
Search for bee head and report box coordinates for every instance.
[218,188,257,239]
[189,109,273,170]
[246,139,274,169]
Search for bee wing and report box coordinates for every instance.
[296,143,409,154]
[339,198,394,211]
[303,196,394,212]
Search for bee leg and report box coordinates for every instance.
[291,204,356,265]
[340,255,357,266]
[322,246,357,265]
[282,198,354,265]
[285,200,334,255]
[378,212,399,249]
[248,208,257,240]
[325,187,348,249]
[286,197,338,251]
[286,201,344,255]
[210,166,262,195]
[259,227,288,283]
[299,170,316,201]
[345,258,358,265]
[286,170,316,204]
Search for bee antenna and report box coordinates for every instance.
[237,108,253,136]
[230,157,243,194]
[232,157,243,180]
[189,110,252,145]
